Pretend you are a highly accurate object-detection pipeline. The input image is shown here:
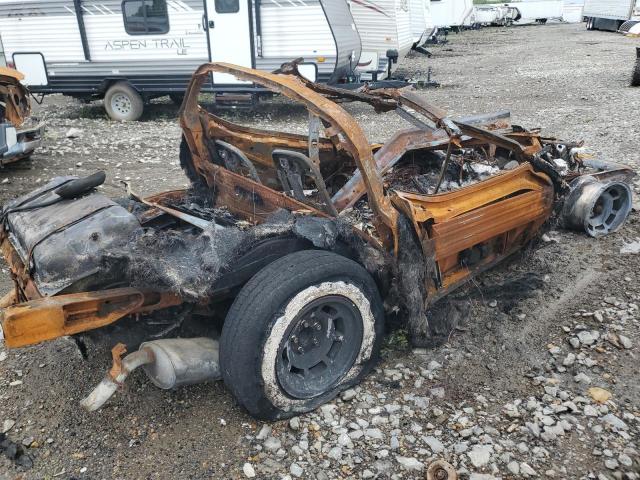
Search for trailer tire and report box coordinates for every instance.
[220,250,384,420]
[104,82,144,121]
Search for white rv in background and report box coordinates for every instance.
[350,0,413,80]
[506,0,564,24]
[0,0,361,120]
[562,0,585,22]
[583,0,640,31]
[430,0,474,29]
[471,5,519,25]
[409,0,436,45]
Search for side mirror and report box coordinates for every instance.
[12,53,48,87]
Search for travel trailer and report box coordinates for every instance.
[481,0,563,24]
[350,0,413,80]
[562,0,585,22]
[0,0,361,120]
[583,0,640,31]
[430,0,474,29]
[509,0,563,24]
[409,0,436,46]
[471,4,519,26]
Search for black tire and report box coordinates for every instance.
[220,250,384,420]
[104,82,144,121]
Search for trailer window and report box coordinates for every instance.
[215,0,239,13]
[122,0,170,35]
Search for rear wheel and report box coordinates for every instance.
[220,250,384,420]
[104,82,144,121]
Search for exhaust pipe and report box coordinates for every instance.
[81,338,221,412]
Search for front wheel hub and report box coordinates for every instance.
[276,295,363,399]
[562,176,632,237]
[111,93,132,116]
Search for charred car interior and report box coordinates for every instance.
[0,61,634,420]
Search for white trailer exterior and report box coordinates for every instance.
[430,0,473,28]
[583,0,640,30]
[409,0,435,44]
[471,5,519,25]
[350,0,413,80]
[562,0,585,22]
[505,0,564,24]
[0,0,361,119]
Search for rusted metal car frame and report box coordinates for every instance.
[1,61,634,345]
[0,62,634,419]
[0,67,44,165]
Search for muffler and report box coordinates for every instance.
[81,337,221,411]
[562,176,632,237]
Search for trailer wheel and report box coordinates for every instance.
[104,82,144,121]
[220,250,384,420]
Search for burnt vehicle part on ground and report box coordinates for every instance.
[0,62,634,420]
[0,67,44,165]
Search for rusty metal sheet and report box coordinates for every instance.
[1,288,181,348]
[0,70,30,127]
[430,189,553,260]
[392,163,553,224]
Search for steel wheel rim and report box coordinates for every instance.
[276,295,363,399]
[111,93,132,116]
[586,184,631,235]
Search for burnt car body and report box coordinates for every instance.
[0,62,634,420]
[0,67,44,165]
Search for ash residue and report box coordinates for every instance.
[121,225,245,300]
[108,206,373,301]
[392,215,432,347]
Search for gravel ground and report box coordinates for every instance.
[1,23,639,480]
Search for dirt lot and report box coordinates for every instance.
[1,23,639,480]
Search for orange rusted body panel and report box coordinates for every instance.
[0,68,30,127]
[393,163,552,224]
[392,163,554,295]
[1,288,181,348]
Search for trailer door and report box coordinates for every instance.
[205,0,252,84]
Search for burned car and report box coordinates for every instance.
[0,62,634,420]
[0,67,44,165]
